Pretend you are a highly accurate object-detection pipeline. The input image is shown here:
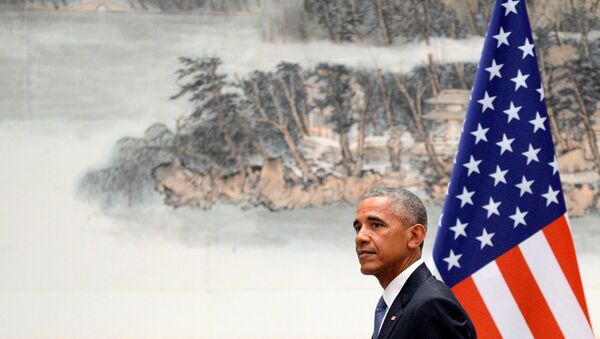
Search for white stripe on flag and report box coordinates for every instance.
[472,261,534,339]
[520,230,594,339]
[566,213,574,232]
[426,255,443,282]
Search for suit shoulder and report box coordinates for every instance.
[410,277,477,338]
[412,275,461,304]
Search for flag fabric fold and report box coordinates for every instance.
[431,1,594,338]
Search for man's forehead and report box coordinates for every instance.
[356,196,399,217]
[357,196,395,210]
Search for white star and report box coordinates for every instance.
[501,0,519,16]
[471,123,489,144]
[515,175,534,197]
[482,197,501,218]
[511,70,530,91]
[456,187,475,207]
[476,228,495,249]
[489,165,508,186]
[509,207,528,227]
[478,91,496,113]
[449,218,469,240]
[529,112,547,133]
[443,249,462,271]
[518,38,535,59]
[542,185,560,206]
[493,27,511,47]
[549,155,559,174]
[496,133,515,155]
[463,155,482,176]
[503,101,522,123]
[522,143,541,165]
[537,85,545,101]
[485,59,504,80]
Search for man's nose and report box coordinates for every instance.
[355,227,370,245]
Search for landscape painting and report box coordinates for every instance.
[0,0,598,337]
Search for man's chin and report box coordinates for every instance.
[359,265,378,275]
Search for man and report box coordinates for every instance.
[354,187,476,339]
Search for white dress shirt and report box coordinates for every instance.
[378,258,424,333]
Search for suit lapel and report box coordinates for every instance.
[377,263,432,339]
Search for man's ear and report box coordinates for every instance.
[407,224,426,249]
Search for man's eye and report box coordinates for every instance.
[373,223,382,228]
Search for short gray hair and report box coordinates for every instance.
[360,187,427,229]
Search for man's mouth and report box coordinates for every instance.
[357,249,376,258]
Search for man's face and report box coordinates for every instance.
[354,196,412,280]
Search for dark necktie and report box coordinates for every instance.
[373,296,387,339]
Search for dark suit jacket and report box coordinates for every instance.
[375,263,476,339]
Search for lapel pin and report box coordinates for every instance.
[391,315,397,321]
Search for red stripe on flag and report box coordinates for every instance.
[543,215,591,324]
[496,247,564,338]
[452,277,502,339]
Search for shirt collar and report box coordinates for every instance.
[382,258,424,308]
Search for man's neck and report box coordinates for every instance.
[377,254,421,289]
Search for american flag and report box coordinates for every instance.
[431,1,594,338]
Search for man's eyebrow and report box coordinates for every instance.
[367,216,386,224]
